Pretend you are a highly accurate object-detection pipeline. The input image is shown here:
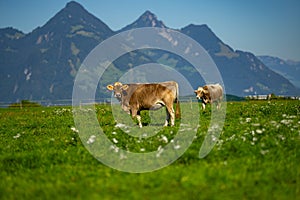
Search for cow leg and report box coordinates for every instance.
[165,105,175,126]
[170,107,175,126]
[131,109,143,128]
[171,111,175,126]
[136,111,142,128]
[137,115,142,128]
[164,109,170,127]
[217,101,221,110]
[202,103,206,110]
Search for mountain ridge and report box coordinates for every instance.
[0,1,299,103]
[258,55,300,89]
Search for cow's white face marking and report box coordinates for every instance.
[194,87,204,100]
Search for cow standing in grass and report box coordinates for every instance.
[194,84,223,110]
[107,81,180,128]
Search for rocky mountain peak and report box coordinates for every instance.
[118,10,167,32]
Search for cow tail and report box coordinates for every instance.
[175,98,181,119]
[175,83,181,119]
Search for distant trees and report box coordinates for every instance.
[9,100,42,108]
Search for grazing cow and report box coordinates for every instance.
[107,81,180,127]
[194,84,223,110]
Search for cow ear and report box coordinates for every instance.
[194,90,198,94]
[122,84,129,90]
[107,85,114,91]
[203,89,209,94]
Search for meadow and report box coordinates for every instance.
[0,100,299,199]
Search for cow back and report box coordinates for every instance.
[206,84,223,101]
[129,84,174,109]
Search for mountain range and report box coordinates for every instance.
[1,1,299,103]
[258,56,300,89]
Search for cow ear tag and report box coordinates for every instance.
[107,85,114,91]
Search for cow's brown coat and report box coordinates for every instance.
[107,81,180,127]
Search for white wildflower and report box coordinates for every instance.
[120,152,127,160]
[157,145,162,151]
[115,123,127,128]
[240,136,246,142]
[174,144,181,150]
[260,149,269,155]
[142,133,148,138]
[87,135,96,144]
[239,117,244,124]
[110,145,119,153]
[70,127,79,133]
[278,135,285,141]
[216,139,224,146]
[13,133,21,139]
[112,138,118,144]
[230,134,236,140]
[252,123,260,127]
[253,137,258,142]
[161,135,168,143]
[112,131,117,135]
[180,123,189,126]
[156,146,164,157]
[281,119,293,125]
[140,148,145,152]
[212,135,218,142]
[246,118,251,123]
[256,129,263,134]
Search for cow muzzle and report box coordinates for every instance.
[115,93,122,99]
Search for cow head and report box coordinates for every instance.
[194,86,209,100]
[107,82,129,101]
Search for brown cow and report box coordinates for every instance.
[107,81,180,128]
[194,84,223,110]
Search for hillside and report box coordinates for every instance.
[258,56,300,89]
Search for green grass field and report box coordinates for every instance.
[0,100,299,199]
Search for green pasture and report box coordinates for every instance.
[0,100,299,199]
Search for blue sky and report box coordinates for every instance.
[1,0,300,61]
